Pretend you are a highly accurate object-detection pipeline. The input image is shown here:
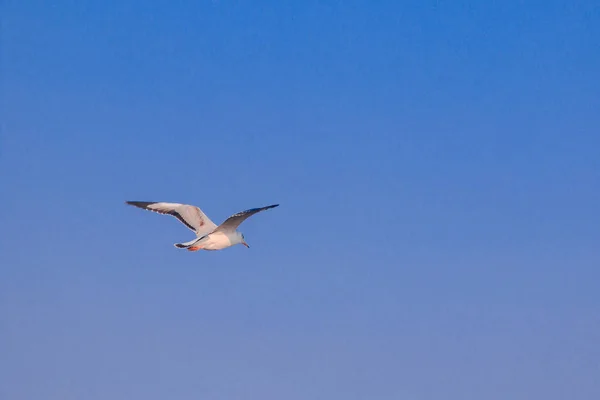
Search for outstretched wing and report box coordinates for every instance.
[214,204,279,233]
[126,201,218,237]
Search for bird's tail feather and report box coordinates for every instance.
[174,237,200,249]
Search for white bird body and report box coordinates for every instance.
[184,231,238,251]
[125,201,278,252]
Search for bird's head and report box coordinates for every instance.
[236,232,249,248]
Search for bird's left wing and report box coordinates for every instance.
[214,204,279,233]
[126,201,218,237]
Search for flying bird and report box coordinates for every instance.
[125,201,279,251]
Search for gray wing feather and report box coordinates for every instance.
[125,201,218,237]
[214,204,279,232]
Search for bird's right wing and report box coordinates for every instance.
[214,204,279,233]
[126,201,218,237]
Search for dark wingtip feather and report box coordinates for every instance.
[125,201,155,209]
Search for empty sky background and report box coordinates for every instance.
[1,1,599,399]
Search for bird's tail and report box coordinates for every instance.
[174,237,200,249]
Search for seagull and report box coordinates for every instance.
[125,201,279,251]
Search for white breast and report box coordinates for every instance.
[201,232,234,250]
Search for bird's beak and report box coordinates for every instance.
[242,241,250,248]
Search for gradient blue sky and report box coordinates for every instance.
[1,1,599,399]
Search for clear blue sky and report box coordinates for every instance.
[1,1,599,399]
